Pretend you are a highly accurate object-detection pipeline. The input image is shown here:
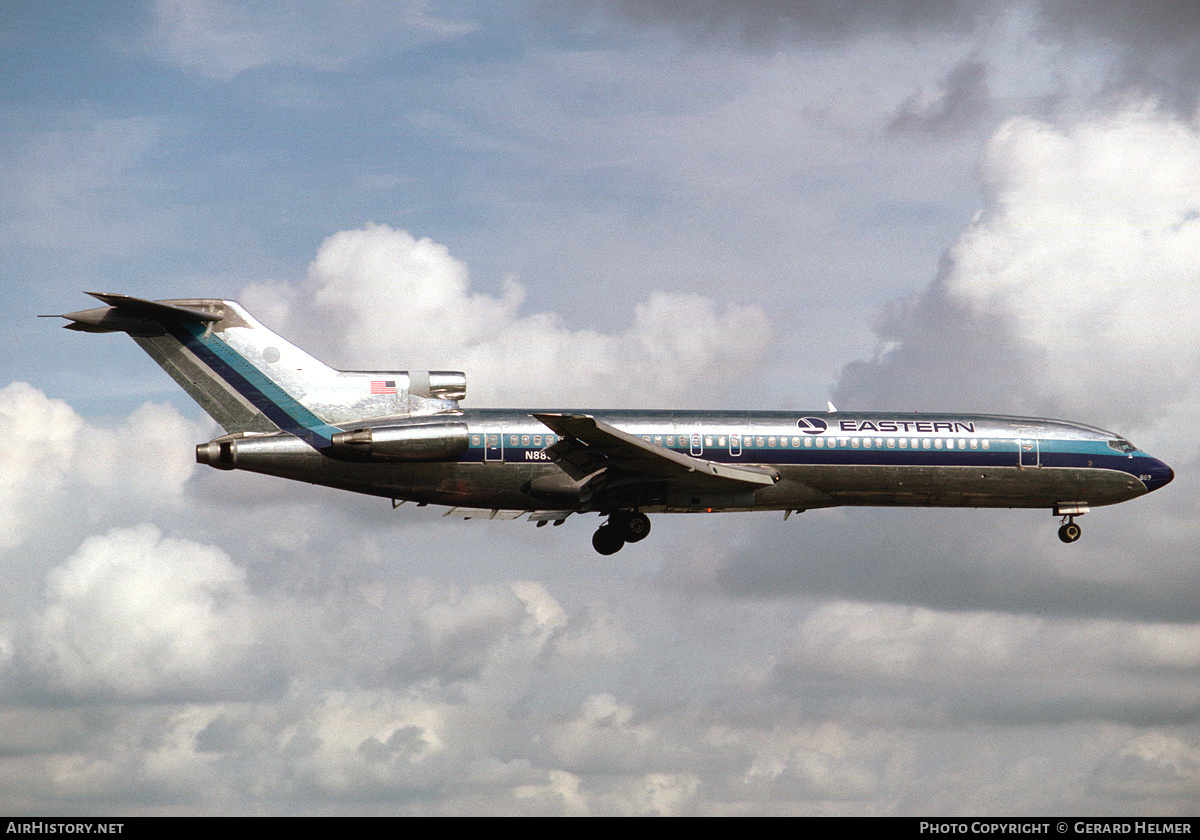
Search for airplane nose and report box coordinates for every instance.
[1149,460,1174,491]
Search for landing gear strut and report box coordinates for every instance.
[591,512,652,555]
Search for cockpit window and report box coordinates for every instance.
[1107,438,1137,454]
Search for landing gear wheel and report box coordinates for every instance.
[1058,521,1082,543]
[592,524,625,555]
[622,512,651,543]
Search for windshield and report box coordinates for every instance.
[1107,438,1137,454]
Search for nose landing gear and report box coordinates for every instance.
[1054,503,1088,544]
[591,512,652,555]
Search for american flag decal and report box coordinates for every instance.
[370,380,397,394]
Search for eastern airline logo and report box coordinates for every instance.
[796,417,828,434]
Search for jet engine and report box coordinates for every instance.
[328,421,470,461]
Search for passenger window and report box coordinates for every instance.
[804,437,813,447]
[522,435,530,446]
[922,439,931,449]
[768,437,776,447]
[935,439,943,449]
[970,439,978,449]
[533,435,542,446]
[899,438,907,448]
[852,437,860,448]
[510,435,518,446]
[887,438,895,449]
[705,436,713,446]
[982,440,990,449]
[862,437,871,448]
[756,436,765,447]
[471,435,481,446]
[666,436,675,447]
[816,437,824,448]
[875,438,883,448]
[718,436,727,447]
[654,436,663,446]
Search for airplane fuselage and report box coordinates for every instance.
[60,294,1174,553]
[206,409,1174,515]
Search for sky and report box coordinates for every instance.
[2,0,1200,816]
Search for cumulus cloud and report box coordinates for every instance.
[837,105,1200,428]
[242,223,774,407]
[32,525,262,699]
[0,383,201,554]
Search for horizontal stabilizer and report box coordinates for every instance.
[59,293,222,334]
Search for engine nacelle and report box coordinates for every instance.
[329,421,470,461]
[408,370,466,401]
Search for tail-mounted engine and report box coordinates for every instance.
[328,420,470,461]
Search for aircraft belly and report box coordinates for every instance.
[235,453,558,509]
[360,462,556,509]
[797,464,1142,508]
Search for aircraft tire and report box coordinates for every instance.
[622,512,651,543]
[593,525,625,555]
[1058,522,1082,543]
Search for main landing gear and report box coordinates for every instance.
[592,512,652,555]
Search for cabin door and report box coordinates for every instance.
[485,427,504,462]
[1017,435,1040,468]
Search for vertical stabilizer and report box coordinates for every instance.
[57,293,465,448]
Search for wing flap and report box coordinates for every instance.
[443,507,527,520]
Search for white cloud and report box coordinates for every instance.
[33,525,260,698]
[0,383,201,554]
[242,223,775,408]
[947,107,1200,415]
[838,104,1200,430]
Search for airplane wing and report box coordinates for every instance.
[532,413,779,502]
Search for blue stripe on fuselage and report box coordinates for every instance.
[166,320,340,448]
[462,429,1156,479]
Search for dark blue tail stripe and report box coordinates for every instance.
[166,320,340,448]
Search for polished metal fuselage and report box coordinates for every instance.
[220,409,1173,515]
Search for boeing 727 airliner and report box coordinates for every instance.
[56,293,1174,554]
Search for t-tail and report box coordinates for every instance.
[57,293,466,450]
